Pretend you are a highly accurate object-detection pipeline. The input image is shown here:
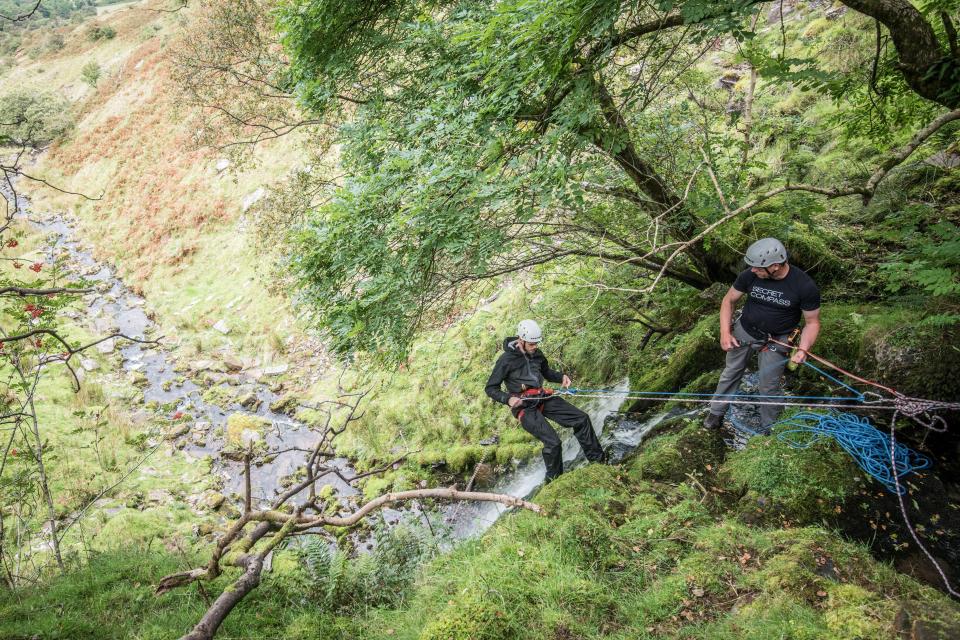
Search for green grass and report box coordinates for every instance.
[354,430,960,639]
[4,415,959,640]
[0,547,359,640]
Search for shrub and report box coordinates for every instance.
[0,89,74,147]
[81,61,101,87]
[87,25,117,41]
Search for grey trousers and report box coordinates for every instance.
[709,320,791,428]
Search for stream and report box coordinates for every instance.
[23,202,358,510]
[19,194,959,595]
[19,194,691,545]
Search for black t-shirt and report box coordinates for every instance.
[733,266,820,337]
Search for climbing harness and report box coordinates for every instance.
[512,386,554,422]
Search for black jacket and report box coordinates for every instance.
[485,336,564,405]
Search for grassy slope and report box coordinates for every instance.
[0,5,299,576]
[4,420,958,639]
[10,2,310,367]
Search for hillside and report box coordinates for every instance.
[1,1,959,639]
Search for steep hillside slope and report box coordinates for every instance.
[9,1,322,374]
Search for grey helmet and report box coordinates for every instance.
[517,319,542,343]
[744,237,788,268]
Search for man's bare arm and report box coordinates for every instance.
[720,287,745,351]
[792,308,821,364]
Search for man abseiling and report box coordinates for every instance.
[703,237,821,432]
[485,320,606,482]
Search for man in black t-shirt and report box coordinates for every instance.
[703,238,821,432]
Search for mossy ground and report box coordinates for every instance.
[7,421,957,639]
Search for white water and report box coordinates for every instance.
[448,379,633,538]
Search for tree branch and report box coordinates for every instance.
[865,107,960,195]
[0,0,41,22]
[841,0,959,108]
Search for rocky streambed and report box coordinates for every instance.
[25,204,359,517]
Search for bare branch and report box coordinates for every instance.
[0,286,94,297]
[0,0,41,22]
[7,169,102,201]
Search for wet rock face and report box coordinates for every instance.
[722,421,960,596]
[622,418,727,484]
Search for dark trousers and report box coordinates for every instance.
[517,396,604,480]
[709,319,791,429]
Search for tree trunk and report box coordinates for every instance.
[27,393,64,571]
[593,76,734,284]
[841,0,959,109]
[181,556,265,640]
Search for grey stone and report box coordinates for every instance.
[263,364,288,376]
[203,491,226,510]
[96,338,115,354]
[269,393,298,415]
[238,392,262,411]
[166,423,190,440]
[221,355,244,372]
[242,187,266,212]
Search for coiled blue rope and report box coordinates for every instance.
[772,411,931,494]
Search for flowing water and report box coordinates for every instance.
[18,194,689,543]
[447,381,698,539]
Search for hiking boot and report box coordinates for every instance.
[703,412,724,430]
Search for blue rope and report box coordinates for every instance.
[773,411,931,494]
[560,388,863,402]
[801,360,864,399]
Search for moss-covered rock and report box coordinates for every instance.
[224,413,271,447]
[628,317,726,414]
[811,305,960,405]
[723,424,861,525]
[625,419,726,484]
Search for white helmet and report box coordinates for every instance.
[517,319,542,343]
[744,237,788,268]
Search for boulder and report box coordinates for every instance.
[221,354,244,372]
[263,364,288,376]
[242,187,266,212]
[165,423,190,440]
[269,393,298,415]
[202,491,226,510]
[238,392,262,411]
[225,413,272,447]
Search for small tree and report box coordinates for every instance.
[86,24,116,41]
[80,61,100,88]
[0,89,73,147]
